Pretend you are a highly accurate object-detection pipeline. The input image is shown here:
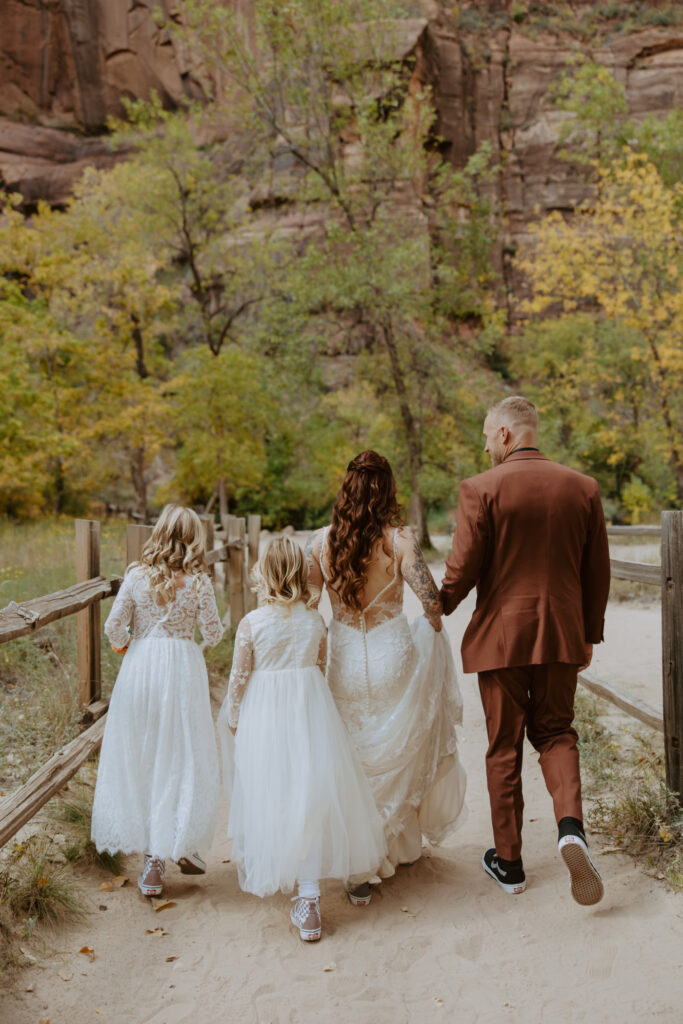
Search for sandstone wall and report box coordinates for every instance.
[1,0,682,259]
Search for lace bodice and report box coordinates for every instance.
[226,603,327,728]
[104,566,224,649]
[309,526,442,632]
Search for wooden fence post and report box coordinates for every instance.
[126,523,153,567]
[200,514,215,580]
[247,514,260,611]
[226,516,246,628]
[75,519,101,708]
[662,510,683,804]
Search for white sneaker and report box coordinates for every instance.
[176,852,207,875]
[290,897,322,941]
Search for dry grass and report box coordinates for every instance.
[575,693,683,890]
[0,834,87,929]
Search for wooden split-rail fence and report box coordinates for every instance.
[0,510,682,851]
[579,512,682,806]
[0,514,260,850]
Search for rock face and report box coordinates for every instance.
[422,11,683,299]
[2,0,683,259]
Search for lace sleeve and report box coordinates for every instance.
[196,573,224,647]
[227,617,254,729]
[104,572,135,651]
[400,531,443,631]
[305,531,323,608]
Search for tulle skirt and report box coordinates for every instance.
[328,614,467,878]
[218,666,387,897]
[91,637,219,861]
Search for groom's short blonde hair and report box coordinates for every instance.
[487,396,538,431]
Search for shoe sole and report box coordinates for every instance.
[290,916,321,941]
[138,880,164,897]
[559,837,604,906]
[176,857,206,875]
[481,854,526,895]
[347,891,372,907]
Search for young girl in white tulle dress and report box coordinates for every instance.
[92,505,224,898]
[218,536,386,942]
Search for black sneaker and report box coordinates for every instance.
[557,817,604,906]
[482,848,526,895]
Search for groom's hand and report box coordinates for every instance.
[579,644,593,672]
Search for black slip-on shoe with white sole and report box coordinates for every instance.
[482,848,526,895]
[557,819,603,906]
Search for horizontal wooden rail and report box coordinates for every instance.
[578,671,664,733]
[0,715,106,849]
[610,558,660,586]
[0,577,122,645]
[607,525,661,536]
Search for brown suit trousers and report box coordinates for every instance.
[479,663,583,861]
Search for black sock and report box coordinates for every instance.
[496,853,523,870]
[558,816,585,841]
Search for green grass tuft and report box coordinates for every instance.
[0,834,87,926]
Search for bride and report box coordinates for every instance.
[307,450,466,902]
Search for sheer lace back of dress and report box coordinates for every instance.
[320,527,404,631]
[104,566,224,648]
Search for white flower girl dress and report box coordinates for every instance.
[218,601,387,898]
[92,567,223,861]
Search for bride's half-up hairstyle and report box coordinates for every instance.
[134,504,208,606]
[327,450,403,611]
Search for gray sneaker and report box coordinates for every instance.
[176,852,207,875]
[290,897,322,941]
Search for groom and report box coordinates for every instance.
[440,396,610,905]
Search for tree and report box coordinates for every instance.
[518,155,683,502]
[174,0,500,542]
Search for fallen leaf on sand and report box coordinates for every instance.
[146,928,168,938]
[400,906,415,916]
[165,955,178,963]
[151,898,176,913]
[99,875,128,892]
[38,1019,50,1024]
[79,946,95,962]
[323,963,336,972]
[434,998,444,1006]
[222,859,231,864]
[59,970,73,982]
[18,946,36,964]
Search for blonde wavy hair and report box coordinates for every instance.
[252,536,317,609]
[132,504,208,605]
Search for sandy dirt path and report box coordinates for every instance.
[3,562,682,1024]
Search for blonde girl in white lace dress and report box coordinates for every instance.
[218,537,386,942]
[92,505,223,898]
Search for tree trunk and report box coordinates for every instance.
[380,319,432,548]
[219,478,228,520]
[130,448,148,522]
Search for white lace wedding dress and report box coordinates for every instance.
[92,567,223,861]
[312,527,467,878]
[218,602,387,897]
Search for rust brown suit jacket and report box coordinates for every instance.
[440,450,611,674]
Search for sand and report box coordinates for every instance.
[2,557,682,1024]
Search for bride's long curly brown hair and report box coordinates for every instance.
[327,451,403,611]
